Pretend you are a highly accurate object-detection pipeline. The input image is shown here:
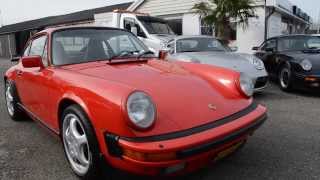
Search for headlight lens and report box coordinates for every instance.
[126,91,156,129]
[239,73,254,97]
[240,54,265,70]
[300,59,312,71]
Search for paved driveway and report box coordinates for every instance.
[0,58,319,180]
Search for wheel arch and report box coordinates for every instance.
[57,95,92,133]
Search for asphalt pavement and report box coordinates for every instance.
[0,58,319,180]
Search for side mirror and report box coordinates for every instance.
[252,47,259,51]
[158,50,168,60]
[131,26,138,36]
[21,56,44,69]
[11,56,21,62]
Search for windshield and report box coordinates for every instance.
[176,38,228,53]
[137,16,174,35]
[278,36,320,52]
[52,28,149,65]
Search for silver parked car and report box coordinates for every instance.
[166,36,268,91]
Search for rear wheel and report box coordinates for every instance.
[61,105,109,180]
[5,80,25,121]
[279,64,293,91]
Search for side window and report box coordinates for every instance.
[29,36,48,66]
[124,18,135,32]
[23,43,31,56]
[124,18,146,38]
[261,39,276,51]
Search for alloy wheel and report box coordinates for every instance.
[62,113,91,176]
[280,68,290,89]
[5,83,15,116]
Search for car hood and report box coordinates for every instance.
[150,34,176,43]
[172,51,267,78]
[62,60,251,137]
[281,51,320,67]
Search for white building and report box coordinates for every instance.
[125,0,311,53]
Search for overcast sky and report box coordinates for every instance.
[0,0,319,26]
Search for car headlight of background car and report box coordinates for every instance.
[238,73,254,97]
[240,54,265,70]
[300,59,312,71]
[126,91,156,130]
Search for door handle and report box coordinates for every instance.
[17,70,23,76]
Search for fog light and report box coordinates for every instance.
[163,163,186,174]
[123,149,177,162]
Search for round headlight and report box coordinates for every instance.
[126,91,156,129]
[239,73,254,97]
[251,57,265,70]
[240,54,265,70]
[300,59,312,71]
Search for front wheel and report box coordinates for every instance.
[278,65,293,91]
[5,80,25,121]
[61,105,109,180]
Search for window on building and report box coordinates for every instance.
[200,19,214,36]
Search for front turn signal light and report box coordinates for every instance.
[123,149,177,162]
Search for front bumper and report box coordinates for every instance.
[292,73,320,90]
[103,103,267,176]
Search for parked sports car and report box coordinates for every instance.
[253,34,320,91]
[4,27,267,179]
[165,36,268,91]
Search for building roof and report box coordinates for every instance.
[0,2,133,35]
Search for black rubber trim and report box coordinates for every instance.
[176,113,267,159]
[121,102,259,142]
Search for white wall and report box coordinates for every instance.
[267,12,282,38]
[237,7,265,54]
[136,0,200,16]
[182,13,201,35]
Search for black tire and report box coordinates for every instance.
[278,64,293,91]
[60,105,110,180]
[4,80,25,121]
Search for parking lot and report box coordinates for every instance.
[0,59,319,180]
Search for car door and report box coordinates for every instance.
[255,39,277,73]
[18,35,51,121]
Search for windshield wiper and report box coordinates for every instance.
[108,51,140,62]
[137,50,155,60]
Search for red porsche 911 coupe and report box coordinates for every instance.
[4,26,267,179]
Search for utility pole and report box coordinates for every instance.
[0,10,3,27]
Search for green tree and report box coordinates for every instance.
[192,0,257,43]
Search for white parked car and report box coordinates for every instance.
[166,36,269,91]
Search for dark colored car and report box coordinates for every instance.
[252,35,320,91]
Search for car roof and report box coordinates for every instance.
[174,35,217,41]
[270,34,320,39]
[38,25,128,34]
